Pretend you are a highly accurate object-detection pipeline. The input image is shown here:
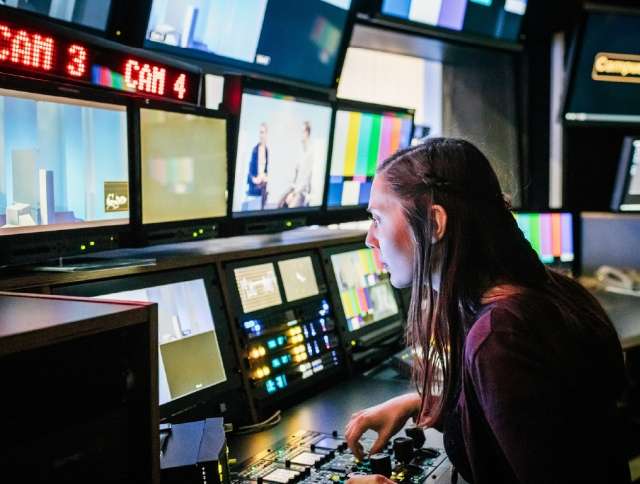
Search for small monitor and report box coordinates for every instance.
[380,0,527,43]
[612,137,640,211]
[140,107,227,225]
[564,8,640,124]
[145,0,353,88]
[278,256,320,303]
[233,262,283,313]
[327,245,400,333]
[327,104,413,209]
[52,267,240,419]
[513,211,575,272]
[231,89,332,217]
[1,0,113,31]
[0,88,129,237]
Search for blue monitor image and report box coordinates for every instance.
[612,137,640,211]
[0,88,129,236]
[145,0,352,87]
[564,9,640,124]
[1,0,113,31]
[231,89,332,216]
[381,0,527,43]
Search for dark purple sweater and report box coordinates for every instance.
[443,292,630,484]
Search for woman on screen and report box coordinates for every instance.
[278,121,314,209]
[344,138,629,483]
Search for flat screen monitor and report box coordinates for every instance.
[328,246,400,333]
[380,0,527,43]
[0,88,129,237]
[231,89,332,217]
[612,137,640,211]
[145,0,353,88]
[513,212,575,271]
[327,105,413,209]
[140,107,227,225]
[564,8,640,124]
[0,0,113,31]
[52,267,240,419]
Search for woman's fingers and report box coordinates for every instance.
[345,412,370,460]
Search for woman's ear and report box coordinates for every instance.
[431,204,448,244]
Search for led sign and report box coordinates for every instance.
[0,15,200,104]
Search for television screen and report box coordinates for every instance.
[234,262,283,313]
[612,137,640,211]
[231,90,332,216]
[95,278,227,406]
[277,256,320,302]
[381,0,527,43]
[514,212,574,268]
[564,10,640,124]
[327,107,413,208]
[0,89,129,236]
[140,108,227,224]
[1,0,112,31]
[330,247,399,332]
[145,0,352,87]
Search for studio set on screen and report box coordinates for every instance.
[0,1,639,483]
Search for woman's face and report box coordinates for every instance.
[365,175,415,288]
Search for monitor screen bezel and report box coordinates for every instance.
[229,82,335,222]
[321,242,404,347]
[140,0,358,90]
[512,209,581,276]
[51,265,242,420]
[367,0,526,52]
[0,76,135,266]
[0,1,117,36]
[611,137,640,212]
[130,100,231,244]
[324,98,415,215]
[561,4,640,127]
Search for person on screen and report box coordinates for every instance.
[344,139,629,484]
[246,122,269,210]
[278,121,314,208]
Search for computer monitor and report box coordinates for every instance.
[225,252,342,407]
[144,0,353,88]
[380,0,527,44]
[611,137,640,211]
[323,244,403,350]
[563,6,640,125]
[1,88,130,261]
[52,266,243,421]
[0,0,113,31]
[137,104,228,243]
[231,89,332,218]
[513,211,576,273]
[327,102,413,209]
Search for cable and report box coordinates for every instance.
[232,410,283,435]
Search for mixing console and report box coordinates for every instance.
[232,429,448,484]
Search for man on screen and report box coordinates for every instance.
[246,122,269,210]
[278,121,314,208]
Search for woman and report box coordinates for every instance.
[345,139,629,483]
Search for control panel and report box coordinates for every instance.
[232,429,448,484]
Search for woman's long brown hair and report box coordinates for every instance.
[377,138,624,427]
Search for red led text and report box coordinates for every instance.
[0,24,54,71]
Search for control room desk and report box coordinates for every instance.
[227,371,456,483]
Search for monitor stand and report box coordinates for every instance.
[31,256,156,273]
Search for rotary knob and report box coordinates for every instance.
[405,426,426,448]
[369,453,392,477]
[392,436,414,464]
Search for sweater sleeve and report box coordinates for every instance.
[465,307,560,484]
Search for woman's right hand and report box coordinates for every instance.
[344,393,422,461]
